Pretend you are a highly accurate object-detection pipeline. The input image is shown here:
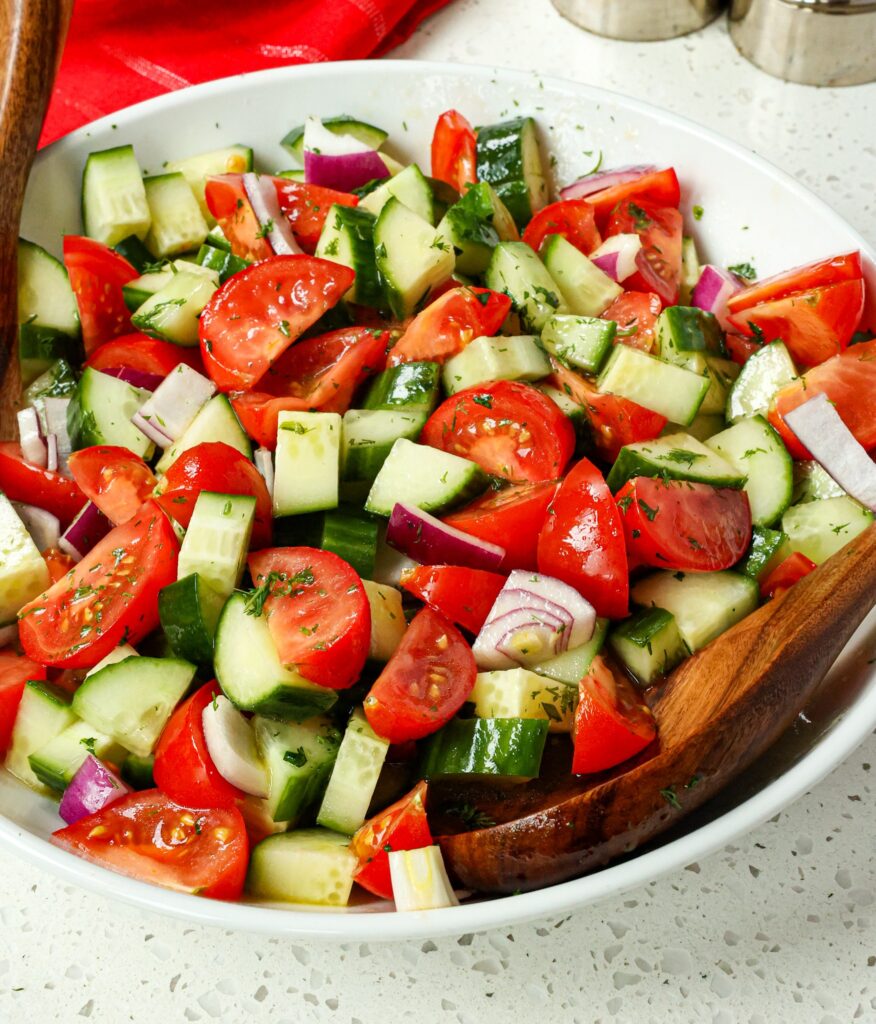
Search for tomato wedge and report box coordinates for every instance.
[273,177,359,253]
[760,552,817,600]
[431,109,477,193]
[523,198,601,256]
[51,789,248,900]
[769,338,876,459]
[422,380,575,483]
[387,287,511,367]
[153,683,243,809]
[18,501,179,669]
[364,607,476,743]
[537,457,629,619]
[442,479,560,572]
[601,291,662,353]
[572,655,656,774]
[204,174,274,262]
[155,441,273,549]
[0,442,86,527]
[399,565,505,635]
[606,200,682,308]
[615,477,752,572]
[584,167,680,227]
[63,236,137,354]
[42,548,76,583]
[68,446,157,526]
[727,251,864,314]
[351,781,433,900]
[86,333,204,378]
[0,649,46,756]
[247,548,370,690]
[199,255,355,391]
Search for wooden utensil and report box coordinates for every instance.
[0,0,72,436]
[434,524,876,893]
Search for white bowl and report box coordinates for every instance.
[4,60,875,941]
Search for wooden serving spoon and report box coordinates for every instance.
[434,524,876,893]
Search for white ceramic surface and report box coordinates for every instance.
[4,57,876,943]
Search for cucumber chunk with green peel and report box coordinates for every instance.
[361,580,406,663]
[475,117,547,228]
[165,144,254,222]
[194,244,249,284]
[67,368,154,458]
[606,433,746,493]
[177,492,255,601]
[726,341,797,422]
[532,618,608,684]
[793,460,847,504]
[5,682,77,794]
[122,266,175,312]
[470,668,577,732]
[316,708,389,835]
[315,205,381,307]
[698,356,740,416]
[204,223,232,251]
[631,571,759,652]
[738,525,790,579]
[419,717,549,780]
[28,720,126,794]
[656,305,726,358]
[663,413,725,442]
[131,266,218,346]
[781,496,873,565]
[121,752,155,790]
[276,508,379,580]
[253,715,341,824]
[214,593,337,720]
[485,240,568,332]
[597,345,710,426]
[541,313,615,374]
[82,144,151,246]
[365,438,487,517]
[155,394,251,475]
[71,656,196,757]
[436,181,501,274]
[281,116,388,164]
[17,239,81,382]
[609,608,689,686]
[0,493,51,625]
[17,324,81,389]
[143,173,209,258]
[23,359,77,411]
[540,234,622,317]
[359,163,435,224]
[705,415,793,527]
[273,411,342,516]
[363,361,440,414]
[159,573,226,666]
[341,409,426,486]
[442,334,550,395]
[247,829,357,906]
[679,236,700,306]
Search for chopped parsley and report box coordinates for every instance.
[283,747,308,768]
[729,261,757,281]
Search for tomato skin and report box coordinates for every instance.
[199,255,355,392]
[584,168,681,227]
[615,477,752,572]
[155,442,273,549]
[399,565,505,635]
[725,333,762,367]
[537,457,629,619]
[522,199,601,256]
[63,237,137,353]
[442,479,560,572]
[601,292,662,353]
[204,174,274,262]
[68,446,157,526]
[0,649,46,756]
[51,789,248,900]
[422,380,576,483]
[351,781,432,900]
[606,200,682,308]
[0,442,86,527]
[727,251,863,314]
[85,333,204,377]
[364,607,476,743]
[387,287,512,367]
[760,552,817,600]
[727,278,865,368]
[769,338,876,459]
[431,109,477,193]
[153,684,243,810]
[42,548,76,583]
[572,655,656,774]
[248,548,370,690]
[273,177,359,253]
[18,501,179,669]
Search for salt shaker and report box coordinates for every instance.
[550,0,728,41]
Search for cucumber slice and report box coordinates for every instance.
[442,335,550,395]
[247,829,357,906]
[28,721,126,794]
[17,238,80,359]
[23,359,78,411]
[706,416,793,526]
[253,715,341,824]
[532,618,608,684]
[540,313,615,374]
[470,668,576,732]
[597,345,709,426]
[363,361,440,414]
[5,681,76,794]
[281,116,388,164]
[485,240,568,332]
[214,593,337,720]
[361,580,406,663]
[726,341,797,422]
[273,411,342,516]
[606,432,746,493]
[177,492,255,600]
[609,608,688,686]
[276,508,379,580]
[0,493,51,624]
[204,223,232,251]
[341,409,426,487]
[359,164,435,224]
[71,656,195,757]
[698,356,740,416]
[159,573,228,665]
[194,244,249,284]
[143,173,209,258]
[540,234,622,317]
[679,236,700,306]
[316,708,389,834]
[534,383,593,455]
[663,413,725,442]
[364,438,487,517]
[631,570,759,652]
[156,394,252,475]
[419,717,548,780]
[793,460,847,504]
[122,267,175,312]
[131,266,218,346]
[17,324,82,388]
[782,496,873,565]
[112,234,156,273]
[655,305,726,358]
[475,117,547,228]
[81,144,150,246]
[374,197,454,320]
[120,752,155,790]
[165,144,254,222]
[738,525,789,579]
[67,367,154,459]
[315,205,382,307]
[436,181,501,275]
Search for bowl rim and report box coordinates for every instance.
[6,57,876,941]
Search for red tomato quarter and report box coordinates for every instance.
[0,649,46,756]
[399,565,506,635]
[68,446,157,526]
[601,292,662,353]
[42,548,76,584]
[522,199,601,256]
[760,552,817,600]
[51,789,248,900]
[273,177,359,253]
[606,200,682,308]
[63,237,137,353]
[727,251,863,314]
[364,607,476,743]
[204,174,274,263]
[584,167,681,227]
[431,110,477,193]
[85,333,204,378]
[0,442,86,527]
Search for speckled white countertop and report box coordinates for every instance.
[2,3,876,1021]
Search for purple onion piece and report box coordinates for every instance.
[59,755,131,825]
[100,366,164,391]
[590,233,642,282]
[59,501,111,562]
[46,434,58,473]
[12,502,61,551]
[243,172,303,256]
[131,410,174,448]
[386,502,506,572]
[254,447,274,498]
[133,364,216,445]
[304,148,389,193]
[591,252,620,282]
[560,164,657,201]
[691,265,743,331]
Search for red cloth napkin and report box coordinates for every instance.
[40,0,453,147]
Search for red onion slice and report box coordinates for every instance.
[387,503,506,571]
[302,116,389,192]
[560,164,657,201]
[12,502,61,551]
[590,234,642,283]
[59,501,111,562]
[46,434,58,473]
[43,397,73,477]
[132,364,216,447]
[100,366,164,391]
[243,172,303,256]
[254,447,274,498]
[691,265,742,332]
[17,407,47,467]
[59,755,131,825]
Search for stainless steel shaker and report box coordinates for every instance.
[550,0,727,41]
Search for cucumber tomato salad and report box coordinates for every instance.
[1,109,873,909]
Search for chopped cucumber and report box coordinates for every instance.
[247,829,357,906]
[436,181,501,274]
[67,367,153,459]
[442,334,550,394]
[540,234,622,316]
[81,144,150,246]
[131,266,218,346]
[656,305,725,359]
[738,525,789,579]
[143,173,209,257]
[159,573,226,665]
[359,163,435,224]
[698,356,740,416]
[793,461,847,504]
[485,240,568,331]
[663,412,725,442]
[540,313,615,374]
[194,243,249,284]
[341,409,426,487]
[177,492,255,600]
[363,361,440,415]
[112,234,155,272]
[532,618,608,684]
[277,508,379,580]
[156,394,251,475]
[470,668,576,732]
[475,117,547,228]
[598,345,709,426]
[679,236,701,305]
[609,607,688,686]
[607,432,746,493]
[281,115,388,163]
[706,416,793,526]
[28,720,125,794]
[17,239,80,381]
[0,494,50,625]
[361,580,406,662]
[273,411,342,516]
[120,752,155,790]
[315,205,381,307]
[253,715,341,824]
[420,717,548,780]
[726,341,797,422]
[122,266,175,312]
[782,496,873,565]
[17,323,81,389]
[317,708,389,835]
[165,144,254,222]
[5,682,76,794]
